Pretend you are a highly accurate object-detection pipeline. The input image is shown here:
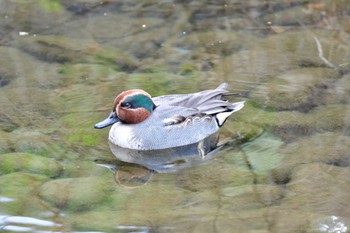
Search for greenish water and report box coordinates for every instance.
[0,1,350,232]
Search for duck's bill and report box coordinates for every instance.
[94,111,120,129]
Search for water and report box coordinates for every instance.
[0,1,350,232]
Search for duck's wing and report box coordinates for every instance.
[152,83,229,109]
[153,83,244,126]
[157,100,244,128]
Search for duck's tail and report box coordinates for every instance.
[215,101,245,127]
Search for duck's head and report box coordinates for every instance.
[94,89,156,128]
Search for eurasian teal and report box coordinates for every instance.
[94,83,244,150]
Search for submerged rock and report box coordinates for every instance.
[232,103,312,141]
[238,133,284,183]
[17,36,99,63]
[273,132,350,184]
[39,176,114,211]
[0,131,14,154]
[174,31,253,57]
[251,67,340,111]
[308,104,350,133]
[0,172,49,215]
[283,163,350,218]
[261,5,322,26]
[235,101,349,142]
[60,0,108,15]
[175,162,254,192]
[64,181,185,230]
[0,47,63,89]
[8,129,68,159]
[268,208,312,233]
[323,74,350,105]
[0,0,70,38]
[58,63,122,86]
[0,113,19,133]
[268,162,350,232]
[222,184,284,207]
[16,35,139,72]
[216,30,350,96]
[0,47,20,88]
[0,152,63,177]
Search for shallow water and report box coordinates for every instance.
[0,1,350,232]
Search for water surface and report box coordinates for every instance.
[0,1,350,232]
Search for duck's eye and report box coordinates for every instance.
[121,102,131,108]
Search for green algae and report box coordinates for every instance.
[179,63,199,75]
[67,129,101,146]
[59,112,104,147]
[39,0,63,12]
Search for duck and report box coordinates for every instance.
[94,83,244,150]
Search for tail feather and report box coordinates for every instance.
[215,101,245,127]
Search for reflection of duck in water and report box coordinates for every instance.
[107,133,227,173]
[95,83,244,154]
[95,135,228,188]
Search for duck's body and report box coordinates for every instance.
[95,83,244,150]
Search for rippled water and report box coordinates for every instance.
[0,1,350,232]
